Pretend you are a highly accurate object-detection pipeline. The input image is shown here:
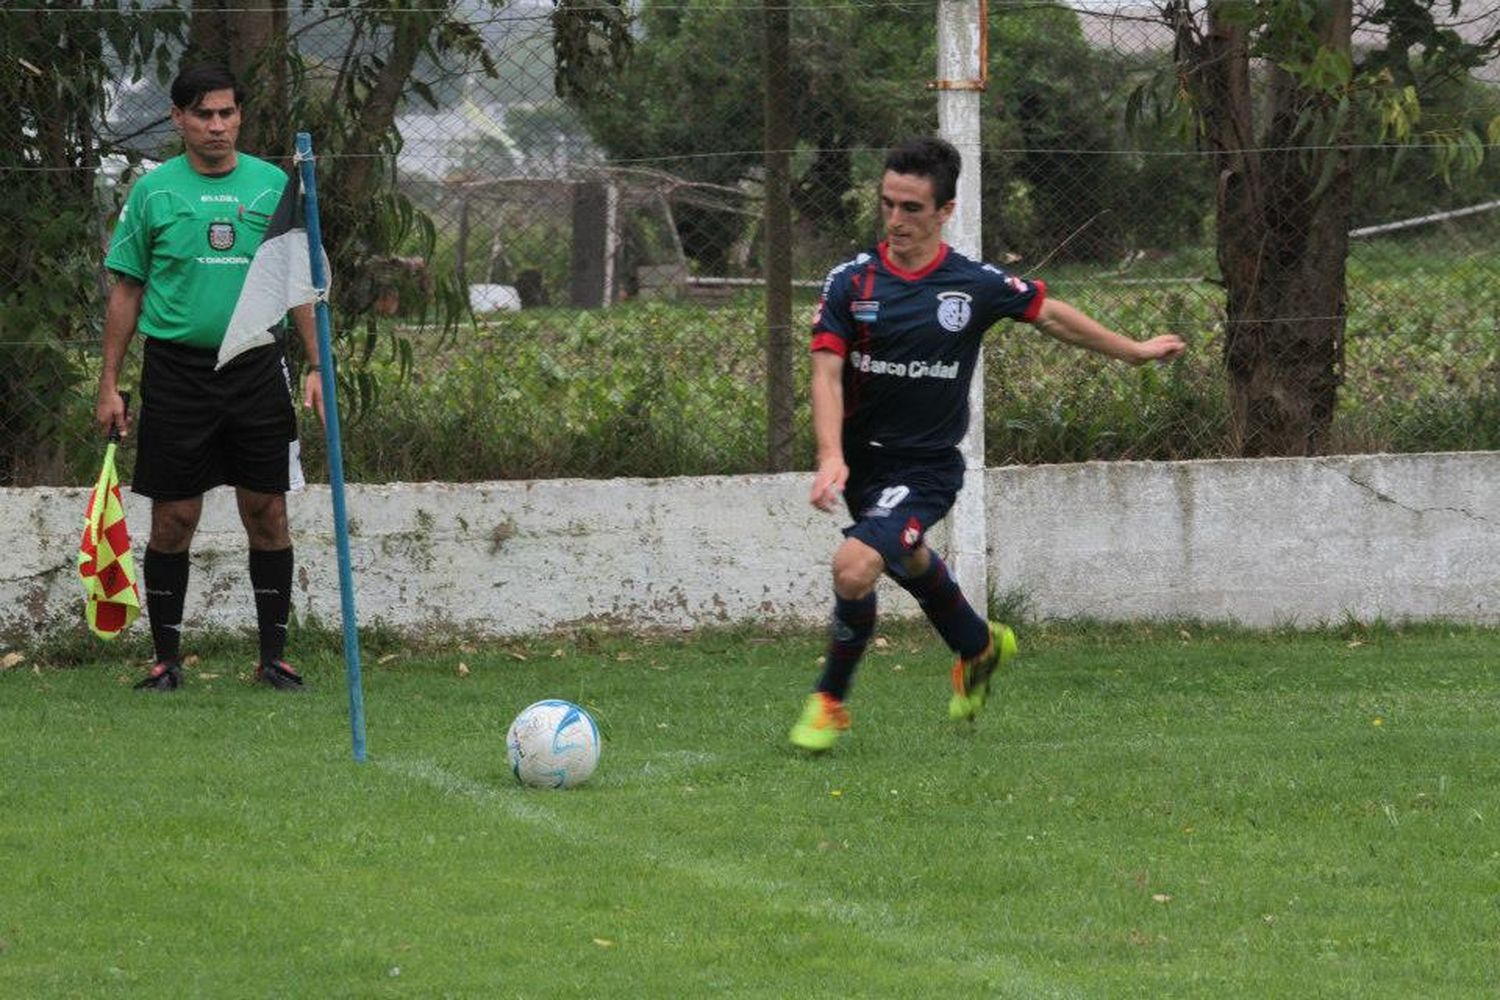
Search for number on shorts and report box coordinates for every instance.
[875,485,910,510]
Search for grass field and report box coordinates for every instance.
[3,622,1497,997]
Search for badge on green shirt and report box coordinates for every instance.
[105,153,290,350]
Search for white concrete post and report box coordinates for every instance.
[936,0,988,611]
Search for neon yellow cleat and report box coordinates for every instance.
[789,692,850,752]
[949,622,1017,721]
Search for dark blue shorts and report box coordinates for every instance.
[842,447,965,579]
[132,337,300,501]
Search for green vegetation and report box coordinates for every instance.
[569,1,1209,271]
[10,3,1498,486]
[32,224,1500,487]
[3,622,1497,996]
[1,3,183,487]
[306,223,1496,481]
[320,299,790,483]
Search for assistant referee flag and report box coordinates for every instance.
[216,163,321,369]
[78,440,140,639]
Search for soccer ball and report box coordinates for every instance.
[506,699,601,789]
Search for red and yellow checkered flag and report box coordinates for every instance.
[77,439,140,639]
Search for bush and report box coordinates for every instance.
[40,228,1500,486]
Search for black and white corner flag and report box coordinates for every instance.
[216,166,326,369]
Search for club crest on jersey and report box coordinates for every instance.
[900,516,924,550]
[852,300,880,323]
[207,222,237,251]
[936,291,972,332]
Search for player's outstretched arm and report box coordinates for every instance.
[1031,298,1185,364]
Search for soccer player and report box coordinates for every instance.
[94,65,323,692]
[790,136,1185,751]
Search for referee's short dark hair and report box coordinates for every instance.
[171,65,245,110]
[885,137,962,207]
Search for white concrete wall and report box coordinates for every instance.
[992,452,1499,626]
[7,451,1497,640]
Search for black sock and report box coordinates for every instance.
[249,547,294,664]
[897,553,990,659]
[144,547,190,663]
[815,591,877,702]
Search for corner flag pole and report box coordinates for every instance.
[296,132,367,763]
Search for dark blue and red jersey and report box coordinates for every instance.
[811,241,1045,457]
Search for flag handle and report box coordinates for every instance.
[297,132,368,764]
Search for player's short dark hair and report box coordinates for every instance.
[170,65,245,110]
[884,137,962,207]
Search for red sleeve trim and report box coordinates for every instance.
[1021,279,1047,323]
[810,332,847,357]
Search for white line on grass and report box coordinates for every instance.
[378,756,578,834]
[378,755,1082,998]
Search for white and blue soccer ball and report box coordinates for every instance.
[506,699,601,789]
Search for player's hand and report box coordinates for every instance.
[1133,334,1187,364]
[95,386,128,440]
[303,371,326,427]
[810,457,848,512]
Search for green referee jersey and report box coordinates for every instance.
[105,153,289,350]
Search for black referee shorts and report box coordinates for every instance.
[132,337,301,501]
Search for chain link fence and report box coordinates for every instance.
[3,0,1497,487]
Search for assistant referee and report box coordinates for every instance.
[95,65,323,692]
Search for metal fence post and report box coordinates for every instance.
[936,0,989,612]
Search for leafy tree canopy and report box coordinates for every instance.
[570,1,1206,272]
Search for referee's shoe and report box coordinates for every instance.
[255,659,305,691]
[133,658,182,692]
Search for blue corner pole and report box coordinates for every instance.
[296,132,367,763]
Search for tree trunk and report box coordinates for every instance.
[764,0,795,472]
[1176,1,1352,456]
[186,0,288,159]
[301,6,437,312]
[336,11,438,207]
[1220,84,1351,457]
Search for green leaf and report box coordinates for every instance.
[1307,148,1341,203]
[411,80,437,109]
[1125,85,1145,132]
[1387,142,1410,181]
[1312,46,1353,91]
[1329,94,1350,141]
[1292,106,1316,143]
[1213,1,1260,28]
